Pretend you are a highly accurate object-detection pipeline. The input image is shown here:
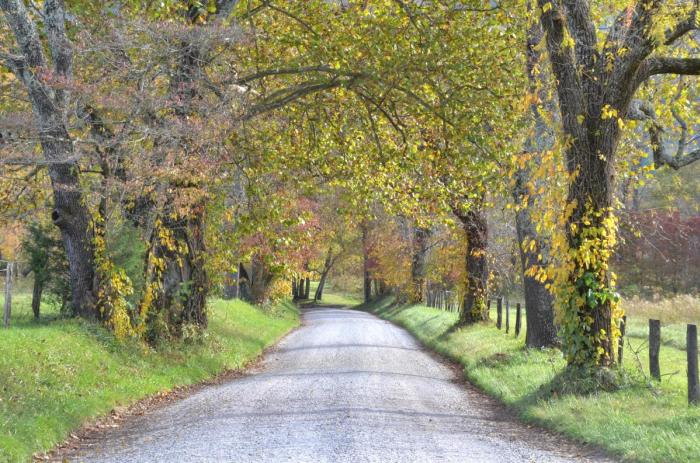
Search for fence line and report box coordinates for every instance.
[424,291,699,406]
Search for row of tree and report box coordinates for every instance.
[1,1,699,375]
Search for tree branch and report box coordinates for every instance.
[664,4,698,45]
[628,99,700,170]
[240,77,358,121]
[640,56,700,80]
[0,0,46,69]
[234,65,363,85]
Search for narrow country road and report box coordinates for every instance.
[68,307,612,463]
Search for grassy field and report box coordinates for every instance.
[363,297,700,463]
[0,295,299,463]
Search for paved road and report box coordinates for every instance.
[69,307,612,463]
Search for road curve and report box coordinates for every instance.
[69,307,612,463]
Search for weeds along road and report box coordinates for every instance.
[69,307,612,463]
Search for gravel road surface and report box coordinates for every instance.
[68,306,613,463]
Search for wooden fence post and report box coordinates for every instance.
[3,262,12,328]
[618,315,626,365]
[496,297,502,330]
[515,303,522,337]
[649,319,661,381]
[505,299,510,334]
[688,324,699,406]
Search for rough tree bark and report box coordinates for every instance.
[454,207,489,325]
[0,0,98,319]
[410,225,430,303]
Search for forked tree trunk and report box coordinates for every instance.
[314,249,334,301]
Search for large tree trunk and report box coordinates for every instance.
[564,138,618,366]
[144,207,208,339]
[48,151,99,319]
[537,0,635,367]
[455,208,489,324]
[143,11,211,331]
[514,8,558,348]
[410,225,430,303]
[515,200,558,348]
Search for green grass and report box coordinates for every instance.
[362,298,700,463]
[301,281,362,307]
[315,288,362,306]
[0,296,299,463]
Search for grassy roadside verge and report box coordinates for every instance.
[0,298,299,463]
[362,297,700,463]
